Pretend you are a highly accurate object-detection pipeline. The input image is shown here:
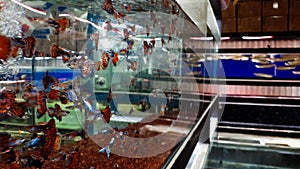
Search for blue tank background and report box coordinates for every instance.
[190,54,300,79]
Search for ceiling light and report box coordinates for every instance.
[190,37,213,41]
[12,0,46,15]
[242,36,273,40]
[273,2,279,9]
[221,37,230,40]
[59,13,103,31]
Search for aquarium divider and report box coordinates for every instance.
[164,95,219,169]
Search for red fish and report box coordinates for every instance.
[42,71,58,89]
[0,147,20,168]
[59,92,68,104]
[0,35,36,61]
[46,17,69,34]
[47,88,60,100]
[0,2,4,10]
[120,48,129,56]
[62,55,71,64]
[36,51,45,57]
[22,36,36,58]
[95,61,101,71]
[143,39,155,55]
[37,90,47,119]
[50,43,72,61]
[0,89,18,119]
[114,11,126,20]
[103,0,115,15]
[24,83,34,92]
[29,17,70,34]
[1,89,16,102]
[10,36,36,58]
[50,43,77,63]
[22,83,37,106]
[101,106,111,123]
[10,46,20,58]
[56,18,69,32]
[101,52,110,70]
[9,102,28,118]
[111,52,119,66]
[21,24,30,34]
[161,38,166,46]
[0,101,11,120]
[0,35,11,62]
[50,43,59,58]
[103,0,126,19]
[48,103,70,121]
[53,134,62,151]
[25,119,57,161]
[0,98,10,115]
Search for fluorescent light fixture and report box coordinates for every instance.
[0,80,26,84]
[35,57,51,60]
[59,14,70,17]
[12,0,46,15]
[273,2,279,9]
[128,56,139,59]
[59,13,103,31]
[221,37,230,40]
[190,37,213,41]
[242,36,273,40]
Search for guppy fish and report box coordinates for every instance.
[0,35,36,62]
[24,119,58,167]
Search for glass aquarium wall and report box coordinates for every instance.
[0,0,221,168]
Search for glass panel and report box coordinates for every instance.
[0,0,220,168]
